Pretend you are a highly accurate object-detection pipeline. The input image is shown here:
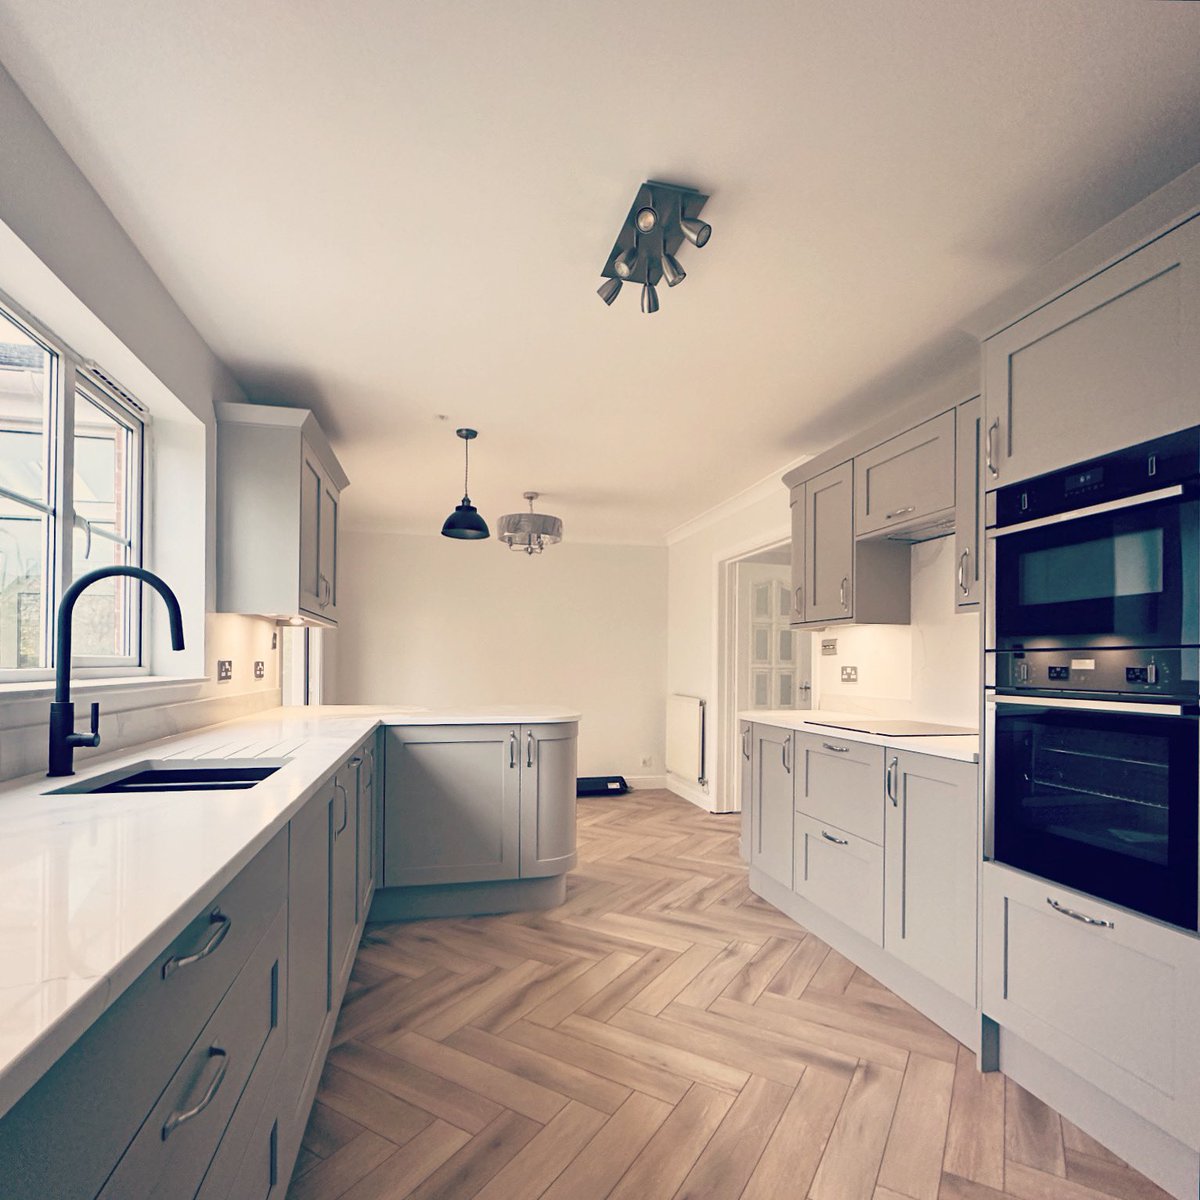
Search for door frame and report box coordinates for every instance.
[714,529,794,814]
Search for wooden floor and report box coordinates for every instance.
[288,789,1171,1200]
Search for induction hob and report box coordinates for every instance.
[806,718,977,737]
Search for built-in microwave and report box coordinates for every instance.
[986,425,1199,666]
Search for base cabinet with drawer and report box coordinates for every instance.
[982,861,1200,1149]
[0,736,378,1200]
[746,723,795,889]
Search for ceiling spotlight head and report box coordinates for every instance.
[641,281,659,315]
[679,217,712,248]
[661,252,686,287]
[597,277,622,305]
[613,246,638,279]
[635,206,658,233]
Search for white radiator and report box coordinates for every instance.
[666,694,706,785]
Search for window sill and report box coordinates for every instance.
[0,676,209,702]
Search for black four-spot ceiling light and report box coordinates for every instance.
[597,181,711,314]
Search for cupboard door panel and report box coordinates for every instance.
[739,720,753,863]
[804,462,853,623]
[789,488,805,624]
[520,723,578,877]
[855,411,955,536]
[983,218,1200,488]
[751,724,794,888]
[330,763,359,993]
[884,752,977,1003]
[299,453,323,616]
[954,396,982,610]
[383,726,521,885]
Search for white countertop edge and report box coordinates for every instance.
[0,702,579,1116]
[739,710,980,763]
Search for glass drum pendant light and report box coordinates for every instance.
[441,428,490,539]
[498,492,563,555]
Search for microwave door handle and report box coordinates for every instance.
[990,484,1185,538]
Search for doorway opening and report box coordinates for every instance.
[716,539,812,813]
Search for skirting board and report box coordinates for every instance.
[999,1028,1198,1200]
[666,772,717,813]
[369,874,566,922]
[749,866,980,1055]
[624,775,668,791]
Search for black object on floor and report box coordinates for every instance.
[577,775,630,797]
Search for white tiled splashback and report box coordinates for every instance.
[0,613,282,783]
[814,537,980,727]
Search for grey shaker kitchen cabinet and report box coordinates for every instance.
[789,490,806,621]
[216,401,348,626]
[749,723,795,888]
[802,461,855,623]
[854,410,956,538]
[982,215,1200,490]
[520,723,579,877]
[883,751,977,1004]
[954,395,983,610]
[793,813,884,946]
[794,732,885,845]
[383,724,522,886]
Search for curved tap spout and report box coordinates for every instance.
[48,567,185,776]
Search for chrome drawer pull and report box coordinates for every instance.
[162,1047,228,1140]
[885,506,916,520]
[741,727,751,760]
[957,550,969,595]
[820,742,850,754]
[839,576,849,610]
[509,730,517,768]
[820,830,849,846]
[526,730,535,769]
[334,781,349,837]
[985,418,1000,478]
[162,912,231,980]
[349,755,363,767]
[886,758,899,806]
[1047,897,1114,929]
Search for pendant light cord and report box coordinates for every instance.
[463,437,470,499]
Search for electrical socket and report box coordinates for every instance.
[217,660,233,683]
[821,638,838,656]
[840,665,858,682]
[254,661,265,680]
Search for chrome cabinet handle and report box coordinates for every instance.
[793,585,803,616]
[985,418,1000,478]
[821,830,849,846]
[509,730,517,768]
[162,912,231,980]
[741,727,751,760]
[885,506,916,520]
[317,574,329,608]
[957,549,969,595]
[821,742,850,754]
[1047,897,1113,928]
[334,781,349,837]
[349,755,363,768]
[526,731,535,769]
[839,577,849,610]
[781,737,791,773]
[886,758,898,806]
[162,1047,228,1140]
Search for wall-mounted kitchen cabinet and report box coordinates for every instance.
[954,396,983,610]
[381,723,578,889]
[216,402,349,626]
[982,216,1200,490]
[854,410,956,539]
[788,460,910,629]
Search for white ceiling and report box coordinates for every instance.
[1,1,1199,542]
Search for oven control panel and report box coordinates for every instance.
[991,649,1196,699]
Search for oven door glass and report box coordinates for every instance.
[993,492,1197,650]
[992,701,1198,929]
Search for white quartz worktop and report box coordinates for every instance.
[740,709,980,764]
[0,703,578,1118]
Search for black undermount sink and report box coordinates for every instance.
[47,759,287,795]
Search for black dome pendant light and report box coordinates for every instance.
[440,427,490,540]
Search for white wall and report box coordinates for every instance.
[332,531,668,781]
[0,61,280,775]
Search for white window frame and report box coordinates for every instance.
[0,289,149,683]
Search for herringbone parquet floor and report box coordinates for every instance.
[287,789,1171,1200]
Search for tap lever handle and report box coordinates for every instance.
[89,702,100,737]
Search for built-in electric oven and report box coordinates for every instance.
[988,694,1199,930]
[985,426,1200,930]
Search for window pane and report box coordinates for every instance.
[0,310,52,506]
[72,390,136,657]
[0,496,47,668]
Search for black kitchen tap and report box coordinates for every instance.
[47,566,186,777]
